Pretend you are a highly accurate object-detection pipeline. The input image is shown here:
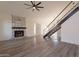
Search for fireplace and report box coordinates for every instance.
[12,27,26,38]
[14,30,24,37]
[12,15,26,39]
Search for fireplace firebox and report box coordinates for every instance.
[14,30,24,37]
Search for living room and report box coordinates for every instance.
[0,1,79,57]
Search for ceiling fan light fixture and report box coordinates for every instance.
[33,7,36,9]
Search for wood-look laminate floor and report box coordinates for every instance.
[0,35,79,57]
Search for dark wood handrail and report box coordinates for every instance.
[43,2,79,38]
[43,1,72,31]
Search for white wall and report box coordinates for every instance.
[0,12,12,41]
[26,20,41,37]
[61,11,79,45]
[26,19,34,37]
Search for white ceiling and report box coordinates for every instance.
[0,1,70,25]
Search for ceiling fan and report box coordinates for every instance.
[24,1,44,11]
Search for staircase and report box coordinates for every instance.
[43,1,79,38]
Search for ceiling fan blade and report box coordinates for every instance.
[31,1,34,5]
[37,6,44,8]
[36,2,41,6]
[24,3,32,6]
[34,1,35,5]
[36,8,40,11]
